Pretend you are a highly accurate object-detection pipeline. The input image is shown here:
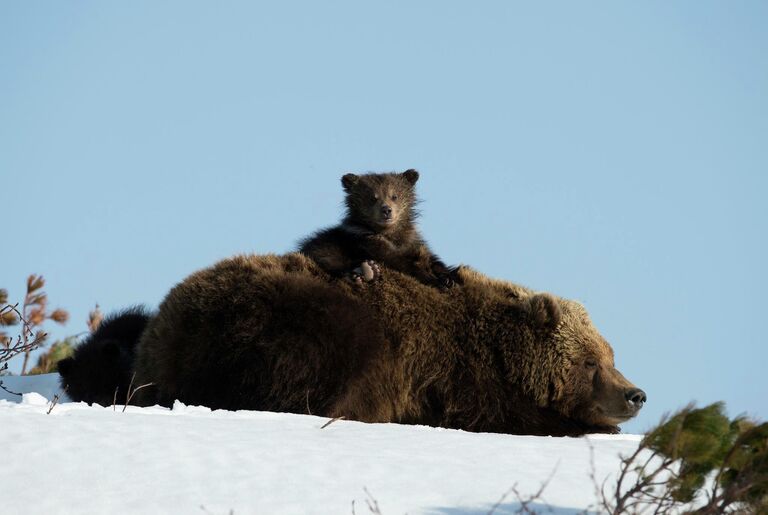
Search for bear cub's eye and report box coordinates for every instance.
[391,194,398,201]
[585,358,598,368]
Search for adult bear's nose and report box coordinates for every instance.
[625,388,647,408]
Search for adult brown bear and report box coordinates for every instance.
[133,253,645,436]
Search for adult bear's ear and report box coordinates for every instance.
[526,293,561,331]
[402,169,419,185]
[341,173,360,191]
[57,357,74,376]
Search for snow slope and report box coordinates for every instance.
[0,374,643,514]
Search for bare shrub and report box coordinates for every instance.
[0,276,69,374]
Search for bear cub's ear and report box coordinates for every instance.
[527,293,561,331]
[402,169,419,185]
[341,173,360,191]
[57,357,74,376]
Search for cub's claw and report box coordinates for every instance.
[347,270,365,285]
[435,267,463,290]
[438,275,455,289]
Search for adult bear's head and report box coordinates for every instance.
[514,292,646,432]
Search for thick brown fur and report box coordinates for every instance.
[133,254,645,436]
[298,170,461,288]
[58,306,151,406]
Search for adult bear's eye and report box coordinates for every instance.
[585,358,598,368]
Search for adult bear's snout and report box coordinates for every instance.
[625,387,647,409]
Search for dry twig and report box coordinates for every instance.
[320,415,345,429]
[1,303,48,366]
[488,464,557,515]
[363,487,383,515]
[46,393,60,415]
[121,372,154,412]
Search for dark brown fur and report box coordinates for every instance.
[58,306,151,406]
[298,170,460,288]
[133,254,645,436]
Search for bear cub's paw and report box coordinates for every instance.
[435,266,464,290]
[349,260,381,285]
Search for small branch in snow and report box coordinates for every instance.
[121,372,154,412]
[46,393,60,415]
[363,487,382,515]
[46,386,67,415]
[584,438,608,514]
[487,463,557,515]
[320,415,345,429]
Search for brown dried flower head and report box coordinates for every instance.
[50,309,69,324]
[87,304,104,333]
[26,275,45,293]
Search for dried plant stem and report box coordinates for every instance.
[320,416,345,429]
[363,487,382,515]
[488,464,557,515]
[121,372,154,412]
[46,393,60,415]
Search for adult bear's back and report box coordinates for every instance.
[134,253,391,414]
[134,252,645,435]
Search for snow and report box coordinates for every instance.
[0,374,644,514]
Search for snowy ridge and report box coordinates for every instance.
[0,375,643,514]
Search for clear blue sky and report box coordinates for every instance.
[2,2,766,433]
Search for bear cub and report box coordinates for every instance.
[57,306,151,406]
[299,169,460,288]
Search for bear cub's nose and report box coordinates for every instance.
[625,388,647,408]
[381,205,393,218]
